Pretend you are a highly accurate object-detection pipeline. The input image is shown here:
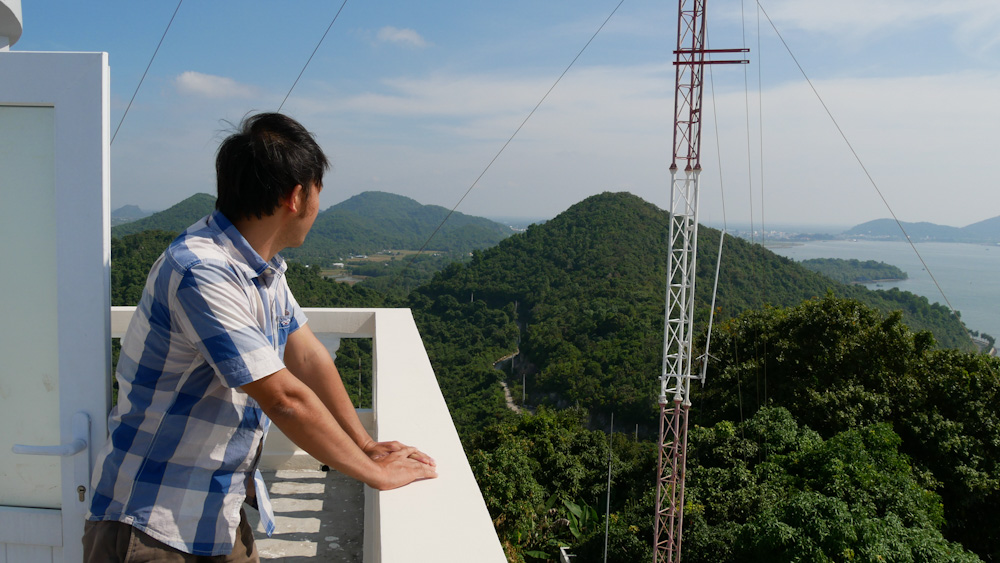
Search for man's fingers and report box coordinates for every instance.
[388,446,420,459]
[378,442,436,466]
[383,440,405,452]
[407,449,436,467]
[374,447,438,489]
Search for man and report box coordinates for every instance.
[84,113,436,561]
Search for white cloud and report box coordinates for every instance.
[376,26,428,48]
[303,63,671,123]
[174,71,256,99]
[753,0,1000,51]
[276,63,680,217]
[140,55,1000,227]
[699,69,1000,226]
[291,63,1000,226]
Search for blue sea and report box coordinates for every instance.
[766,240,1000,340]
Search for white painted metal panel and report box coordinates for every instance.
[0,507,62,546]
[0,51,111,563]
[0,105,61,509]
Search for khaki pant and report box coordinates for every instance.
[82,508,259,562]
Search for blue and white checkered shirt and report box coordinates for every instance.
[89,211,308,556]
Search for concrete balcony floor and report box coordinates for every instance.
[246,468,364,562]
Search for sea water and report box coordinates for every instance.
[766,240,1000,340]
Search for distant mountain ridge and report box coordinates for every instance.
[111,191,512,261]
[845,216,1000,242]
[111,204,153,226]
[111,193,216,237]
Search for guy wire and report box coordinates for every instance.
[278,0,350,113]
[391,0,629,287]
[755,0,972,345]
[111,0,183,145]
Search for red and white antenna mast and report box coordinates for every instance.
[654,1,746,561]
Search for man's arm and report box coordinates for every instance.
[242,367,436,490]
[282,324,434,465]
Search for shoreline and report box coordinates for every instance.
[853,278,907,285]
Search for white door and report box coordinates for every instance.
[0,51,111,563]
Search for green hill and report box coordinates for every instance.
[411,191,973,426]
[282,191,513,264]
[408,190,972,430]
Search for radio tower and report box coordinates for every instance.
[654,1,746,561]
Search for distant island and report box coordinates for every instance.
[799,257,907,285]
[842,216,1000,243]
[746,216,1000,244]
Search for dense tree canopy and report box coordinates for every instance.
[685,408,979,563]
[700,296,1000,560]
[468,408,656,563]
[111,230,178,306]
[460,294,996,562]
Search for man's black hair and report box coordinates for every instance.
[215,112,330,221]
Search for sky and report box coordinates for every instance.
[12,0,1000,229]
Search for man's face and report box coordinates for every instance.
[289,182,322,247]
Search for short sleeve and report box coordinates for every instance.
[283,278,309,335]
[172,261,285,388]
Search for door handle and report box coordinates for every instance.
[11,411,93,504]
[12,438,87,456]
[12,412,89,456]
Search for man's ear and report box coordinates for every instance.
[285,184,305,214]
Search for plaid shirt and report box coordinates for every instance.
[89,211,307,555]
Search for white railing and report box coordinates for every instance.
[110,307,506,563]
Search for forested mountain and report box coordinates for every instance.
[408,189,971,428]
[111,191,512,265]
[282,191,512,264]
[410,191,972,431]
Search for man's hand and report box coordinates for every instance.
[370,446,438,491]
[243,369,437,491]
[276,327,437,489]
[363,440,436,467]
